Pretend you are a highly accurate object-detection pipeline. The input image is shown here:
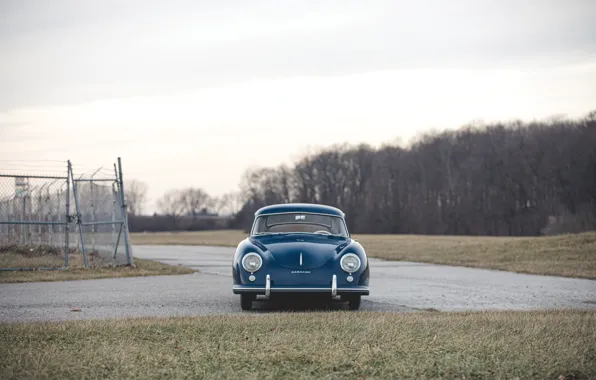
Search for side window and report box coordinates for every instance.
[251,217,265,234]
[331,218,338,234]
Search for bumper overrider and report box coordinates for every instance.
[233,274,370,297]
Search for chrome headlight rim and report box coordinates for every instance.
[242,252,263,273]
[340,253,361,273]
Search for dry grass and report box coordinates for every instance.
[355,231,596,279]
[1,310,594,379]
[130,230,596,279]
[0,247,194,284]
[131,229,247,247]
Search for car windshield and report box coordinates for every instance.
[251,213,349,237]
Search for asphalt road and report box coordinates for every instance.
[1,245,595,322]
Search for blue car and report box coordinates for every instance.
[232,203,370,310]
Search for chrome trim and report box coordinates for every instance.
[265,274,271,298]
[242,252,263,272]
[340,253,361,273]
[331,274,337,297]
[233,285,369,294]
[254,211,344,218]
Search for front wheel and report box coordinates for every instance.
[347,295,361,310]
[240,294,255,310]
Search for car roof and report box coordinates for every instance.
[254,203,345,217]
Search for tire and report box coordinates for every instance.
[347,295,361,310]
[240,294,254,310]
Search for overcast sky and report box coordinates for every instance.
[1,0,596,211]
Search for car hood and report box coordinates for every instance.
[251,234,350,270]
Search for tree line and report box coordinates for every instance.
[233,112,596,236]
[126,111,596,236]
[125,183,241,232]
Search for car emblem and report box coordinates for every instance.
[299,252,303,266]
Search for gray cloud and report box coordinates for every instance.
[1,0,595,111]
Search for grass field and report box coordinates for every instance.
[0,247,194,284]
[1,310,594,379]
[131,229,247,247]
[131,230,596,279]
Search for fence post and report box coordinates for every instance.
[91,176,95,253]
[20,195,25,245]
[112,165,121,259]
[47,186,53,247]
[37,184,46,246]
[117,157,134,266]
[69,165,88,268]
[111,177,121,259]
[111,197,116,251]
[65,161,71,268]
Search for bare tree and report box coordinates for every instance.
[179,188,212,221]
[214,191,243,216]
[156,189,184,229]
[125,180,148,216]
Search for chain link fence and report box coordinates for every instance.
[0,158,133,271]
[0,174,70,270]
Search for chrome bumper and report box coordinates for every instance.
[233,274,369,296]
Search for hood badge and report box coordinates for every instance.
[293,253,307,273]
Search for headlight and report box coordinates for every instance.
[242,253,262,272]
[340,253,361,273]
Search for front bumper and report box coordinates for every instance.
[233,274,370,297]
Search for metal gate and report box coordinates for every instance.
[0,157,133,270]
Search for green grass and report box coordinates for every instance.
[1,310,594,379]
[130,230,596,279]
[0,247,194,283]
